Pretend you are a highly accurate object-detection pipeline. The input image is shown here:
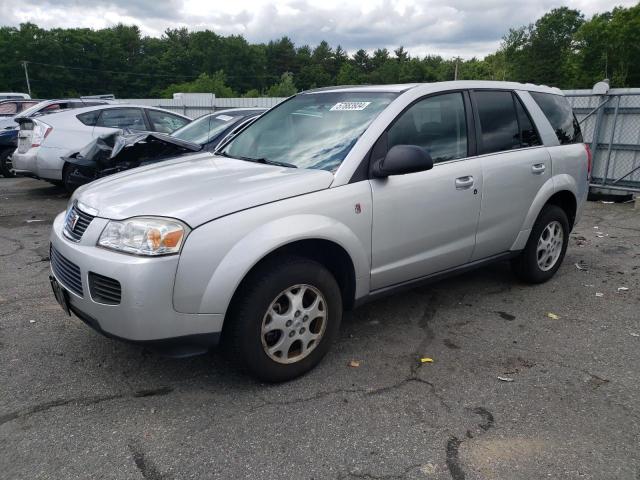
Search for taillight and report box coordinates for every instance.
[584,143,592,176]
[31,120,52,147]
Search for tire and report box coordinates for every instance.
[225,256,343,382]
[62,163,77,194]
[511,205,570,284]
[0,148,15,178]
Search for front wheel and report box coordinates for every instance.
[225,256,343,382]
[0,148,15,178]
[512,205,570,283]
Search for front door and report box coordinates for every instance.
[370,91,482,290]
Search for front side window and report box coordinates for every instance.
[475,90,520,155]
[222,92,397,171]
[388,92,468,163]
[96,108,146,130]
[147,109,190,134]
[530,92,582,145]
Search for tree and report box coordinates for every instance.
[162,71,235,97]
[266,72,297,97]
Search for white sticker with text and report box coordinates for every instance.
[330,102,371,111]
[216,114,233,121]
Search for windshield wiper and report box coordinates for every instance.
[217,151,297,168]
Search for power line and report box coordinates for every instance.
[24,61,201,79]
[23,61,274,81]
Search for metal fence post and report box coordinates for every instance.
[591,96,606,183]
[601,95,621,186]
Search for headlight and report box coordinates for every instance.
[98,217,189,256]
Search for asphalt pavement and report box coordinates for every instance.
[1,177,639,479]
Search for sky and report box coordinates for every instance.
[0,0,635,58]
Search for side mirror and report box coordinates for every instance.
[372,145,433,178]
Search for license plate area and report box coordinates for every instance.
[50,275,71,316]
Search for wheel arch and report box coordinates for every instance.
[511,177,578,251]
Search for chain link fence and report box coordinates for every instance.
[564,87,640,194]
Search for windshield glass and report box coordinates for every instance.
[172,113,242,145]
[221,92,397,171]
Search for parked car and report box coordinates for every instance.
[48,81,589,382]
[0,98,110,177]
[60,108,266,190]
[0,99,40,117]
[171,108,266,151]
[0,92,31,100]
[12,104,191,188]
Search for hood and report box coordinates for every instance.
[76,152,334,227]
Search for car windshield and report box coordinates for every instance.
[172,113,243,145]
[221,92,398,171]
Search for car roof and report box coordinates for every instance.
[304,81,564,96]
[40,103,191,119]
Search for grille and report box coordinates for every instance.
[50,244,83,296]
[63,204,95,242]
[88,272,122,305]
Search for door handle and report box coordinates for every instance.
[531,163,546,174]
[455,176,474,190]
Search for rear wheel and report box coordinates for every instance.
[0,148,15,178]
[62,163,77,193]
[225,256,342,382]
[512,205,569,283]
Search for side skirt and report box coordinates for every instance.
[354,251,521,308]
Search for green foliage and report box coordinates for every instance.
[266,72,297,97]
[162,71,235,97]
[0,4,638,99]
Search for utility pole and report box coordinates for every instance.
[21,61,31,96]
[454,57,459,81]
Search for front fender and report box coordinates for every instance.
[203,215,369,314]
[173,183,373,315]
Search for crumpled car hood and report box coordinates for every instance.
[75,152,334,227]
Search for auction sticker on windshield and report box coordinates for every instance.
[330,102,371,111]
[216,114,234,121]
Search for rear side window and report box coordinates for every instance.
[96,108,146,130]
[474,90,520,154]
[530,92,582,144]
[514,96,542,147]
[388,92,468,163]
[77,111,100,126]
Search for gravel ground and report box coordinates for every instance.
[1,177,639,480]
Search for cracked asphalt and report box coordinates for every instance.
[1,177,640,480]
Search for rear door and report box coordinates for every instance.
[470,90,550,260]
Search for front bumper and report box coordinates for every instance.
[49,211,224,348]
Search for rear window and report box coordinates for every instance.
[530,92,582,145]
[77,111,100,126]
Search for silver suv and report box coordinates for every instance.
[49,81,589,381]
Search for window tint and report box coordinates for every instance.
[475,90,520,155]
[147,109,190,134]
[388,92,467,163]
[514,96,541,147]
[0,102,18,114]
[530,92,582,144]
[96,108,146,130]
[77,110,100,126]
